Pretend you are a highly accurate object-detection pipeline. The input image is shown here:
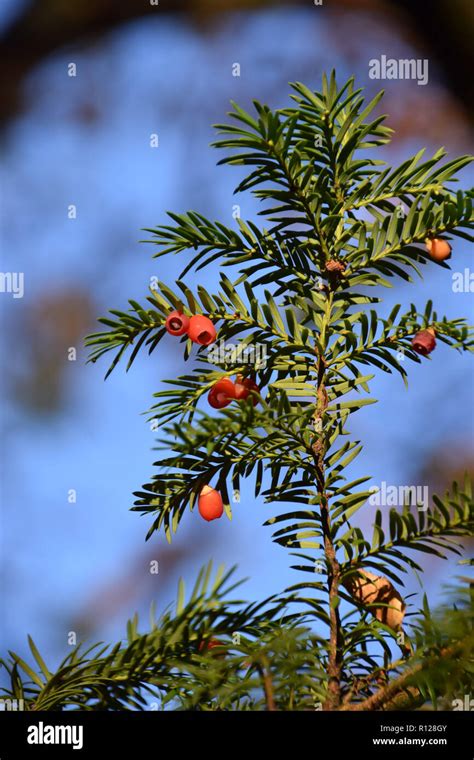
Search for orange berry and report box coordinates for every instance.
[198,486,224,521]
[425,238,452,262]
[187,315,217,346]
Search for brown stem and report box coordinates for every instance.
[340,641,468,711]
[257,656,277,711]
[266,146,342,707]
[313,352,343,710]
[321,501,343,710]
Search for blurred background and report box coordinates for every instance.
[0,0,473,689]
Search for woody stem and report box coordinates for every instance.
[313,294,343,710]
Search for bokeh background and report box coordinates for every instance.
[1,0,473,690]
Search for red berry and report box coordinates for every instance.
[199,638,223,653]
[234,375,260,406]
[208,378,235,409]
[412,328,436,356]
[165,310,189,336]
[187,315,217,346]
[198,486,224,521]
[425,238,452,262]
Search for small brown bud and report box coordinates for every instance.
[325,259,346,274]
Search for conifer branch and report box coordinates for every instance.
[8,71,471,712]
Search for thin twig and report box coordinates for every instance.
[340,641,469,711]
[257,656,277,711]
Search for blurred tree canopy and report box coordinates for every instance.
[0,0,473,125]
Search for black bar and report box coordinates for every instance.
[0,710,472,758]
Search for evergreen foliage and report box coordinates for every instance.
[3,73,473,711]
